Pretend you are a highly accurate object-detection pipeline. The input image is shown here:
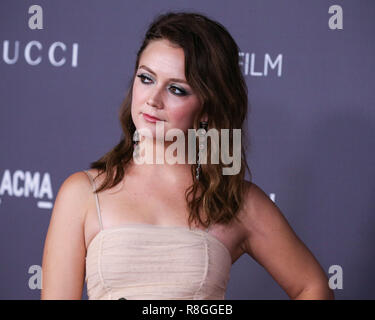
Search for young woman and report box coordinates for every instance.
[41,11,334,300]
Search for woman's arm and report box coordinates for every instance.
[41,171,90,299]
[240,182,335,300]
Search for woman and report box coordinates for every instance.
[41,11,334,300]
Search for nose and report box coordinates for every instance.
[146,86,164,109]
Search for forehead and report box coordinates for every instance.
[139,40,186,77]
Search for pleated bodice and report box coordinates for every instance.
[85,223,232,300]
[83,170,232,300]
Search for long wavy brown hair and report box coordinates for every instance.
[89,10,252,229]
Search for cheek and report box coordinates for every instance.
[132,82,147,107]
[131,83,145,127]
[168,99,201,128]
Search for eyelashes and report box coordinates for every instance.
[136,74,152,84]
[136,74,189,97]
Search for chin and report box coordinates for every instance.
[135,125,157,140]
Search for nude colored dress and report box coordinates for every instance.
[83,170,232,300]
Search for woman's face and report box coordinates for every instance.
[131,39,204,140]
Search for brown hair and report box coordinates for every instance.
[89,10,252,229]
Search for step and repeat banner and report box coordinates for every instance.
[0,0,374,299]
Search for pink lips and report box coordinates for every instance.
[142,113,162,123]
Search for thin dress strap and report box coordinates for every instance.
[83,170,104,231]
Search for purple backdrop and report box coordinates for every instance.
[0,0,374,299]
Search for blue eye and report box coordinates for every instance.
[136,73,189,96]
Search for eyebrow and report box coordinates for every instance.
[138,65,188,84]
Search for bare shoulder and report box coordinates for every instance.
[240,181,279,228]
[60,170,95,199]
[84,168,101,181]
[41,170,96,299]
[65,169,94,187]
[85,168,113,185]
[53,170,95,224]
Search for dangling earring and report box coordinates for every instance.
[133,129,139,145]
[133,130,139,158]
[196,121,208,181]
